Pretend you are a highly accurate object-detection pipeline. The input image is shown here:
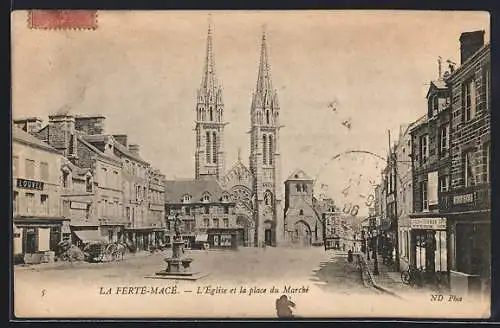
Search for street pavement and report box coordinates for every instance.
[13,247,488,318]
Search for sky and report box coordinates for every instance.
[11,10,490,216]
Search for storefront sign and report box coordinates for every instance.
[16,178,44,191]
[453,193,474,205]
[410,217,447,230]
[71,202,88,210]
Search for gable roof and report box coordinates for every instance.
[81,134,148,165]
[286,169,313,181]
[426,79,448,99]
[12,125,60,154]
[164,179,228,203]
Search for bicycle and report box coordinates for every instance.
[401,265,423,287]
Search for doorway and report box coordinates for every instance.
[265,229,272,246]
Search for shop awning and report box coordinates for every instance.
[73,230,107,243]
[195,234,208,242]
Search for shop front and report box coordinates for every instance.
[207,228,239,249]
[13,216,69,264]
[448,211,490,297]
[410,217,448,288]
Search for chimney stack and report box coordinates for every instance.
[460,30,485,64]
[75,114,106,135]
[113,134,128,147]
[13,117,43,135]
[128,144,140,156]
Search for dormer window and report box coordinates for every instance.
[202,194,210,203]
[432,96,439,116]
[183,195,192,203]
[222,194,229,202]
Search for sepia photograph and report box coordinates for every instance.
[11,10,491,318]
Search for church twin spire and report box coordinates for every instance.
[198,17,222,105]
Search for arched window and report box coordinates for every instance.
[201,108,206,121]
[258,111,263,125]
[268,135,273,165]
[209,107,213,121]
[266,110,270,124]
[212,132,217,164]
[206,132,211,163]
[262,135,267,165]
[299,209,304,216]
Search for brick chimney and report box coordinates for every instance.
[460,30,485,64]
[113,134,128,147]
[75,114,106,135]
[13,117,43,135]
[128,144,140,156]
[48,113,77,157]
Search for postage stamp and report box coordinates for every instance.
[28,10,98,30]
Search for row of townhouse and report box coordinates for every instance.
[12,112,166,262]
[374,30,491,296]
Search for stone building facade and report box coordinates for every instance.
[442,31,491,295]
[283,169,323,246]
[12,125,69,263]
[164,179,240,249]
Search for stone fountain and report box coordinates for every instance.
[146,214,208,281]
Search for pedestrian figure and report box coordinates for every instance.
[347,249,353,263]
[276,295,296,318]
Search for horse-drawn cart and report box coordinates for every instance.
[83,241,126,262]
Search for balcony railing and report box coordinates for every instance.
[439,184,491,213]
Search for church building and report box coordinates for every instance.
[165,21,284,247]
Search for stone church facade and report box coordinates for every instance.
[192,23,283,247]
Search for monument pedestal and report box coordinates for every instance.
[145,239,208,281]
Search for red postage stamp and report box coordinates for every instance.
[28,10,98,30]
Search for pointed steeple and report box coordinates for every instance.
[256,26,273,95]
[200,15,218,99]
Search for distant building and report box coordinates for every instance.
[283,169,323,246]
[164,179,241,249]
[12,125,69,263]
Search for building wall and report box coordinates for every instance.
[13,141,62,218]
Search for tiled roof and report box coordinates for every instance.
[164,179,227,203]
[286,169,313,181]
[81,134,148,165]
[12,125,60,154]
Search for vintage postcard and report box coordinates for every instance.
[11,10,491,318]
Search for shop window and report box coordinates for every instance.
[25,192,35,214]
[464,149,476,187]
[40,194,49,215]
[25,159,35,179]
[40,162,49,181]
[463,77,477,122]
[220,235,232,247]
